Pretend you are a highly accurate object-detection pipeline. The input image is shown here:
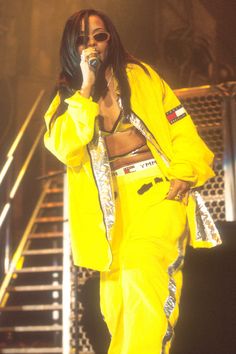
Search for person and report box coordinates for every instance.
[44,8,221,354]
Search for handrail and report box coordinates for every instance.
[37,170,65,181]
[10,127,44,199]
[0,90,45,186]
[0,179,51,305]
[0,127,44,229]
[174,83,212,96]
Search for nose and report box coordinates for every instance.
[87,35,96,47]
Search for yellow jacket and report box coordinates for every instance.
[44,63,220,271]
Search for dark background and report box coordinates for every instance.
[1,0,236,153]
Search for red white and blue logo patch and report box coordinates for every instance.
[166,104,187,124]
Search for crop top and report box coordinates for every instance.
[99,109,150,163]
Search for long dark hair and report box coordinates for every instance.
[51,8,149,127]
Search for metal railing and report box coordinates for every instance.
[0,89,73,353]
[0,90,45,274]
[0,179,51,304]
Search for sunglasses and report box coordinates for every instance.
[77,31,110,46]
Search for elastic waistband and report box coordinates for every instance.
[112,158,156,176]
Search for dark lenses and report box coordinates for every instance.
[93,32,110,42]
[77,32,110,46]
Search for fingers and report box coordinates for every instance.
[80,48,97,89]
[80,48,98,63]
[165,182,178,200]
[166,179,190,203]
[174,191,186,202]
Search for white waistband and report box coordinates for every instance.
[112,158,157,176]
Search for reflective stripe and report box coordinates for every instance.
[161,227,187,353]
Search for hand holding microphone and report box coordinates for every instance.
[87,51,101,72]
[80,47,100,97]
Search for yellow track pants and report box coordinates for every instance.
[100,164,188,354]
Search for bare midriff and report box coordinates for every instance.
[98,82,153,171]
[104,126,154,170]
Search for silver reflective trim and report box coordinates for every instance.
[164,295,175,319]
[162,323,172,352]
[130,112,222,248]
[168,278,176,293]
[193,191,222,246]
[88,110,221,257]
[88,129,115,240]
[161,230,186,354]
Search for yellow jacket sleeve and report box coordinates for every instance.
[44,91,99,167]
[160,79,215,186]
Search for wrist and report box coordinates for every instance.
[80,84,93,98]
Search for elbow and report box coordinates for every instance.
[44,135,82,168]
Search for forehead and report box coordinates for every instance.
[80,15,106,32]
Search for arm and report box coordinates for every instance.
[160,79,215,188]
[44,91,99,167]
[44,47,102,167]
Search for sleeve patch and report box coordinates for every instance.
[166,104,187,124]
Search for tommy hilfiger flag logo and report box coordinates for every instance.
[166,104,187,124]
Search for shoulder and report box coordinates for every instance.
[126,62,160,79]
[126,62,164,94]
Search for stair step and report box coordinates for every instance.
[35,217,64,223]
[41,202,63,208]
[28,232,63,239]
[46,188,63,194]
[0,348,63,353]
[22,248,63,256]
[7,285,62,292]
[0,304,62,311]
[0,325,62,332]
[15,266,63,273]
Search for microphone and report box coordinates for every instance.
[88,53,101,72]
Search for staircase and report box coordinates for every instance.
[0,175,68,353]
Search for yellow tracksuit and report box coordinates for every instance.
[44,62,221,353]
[100,164,188,353]
[44,63,218,271]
